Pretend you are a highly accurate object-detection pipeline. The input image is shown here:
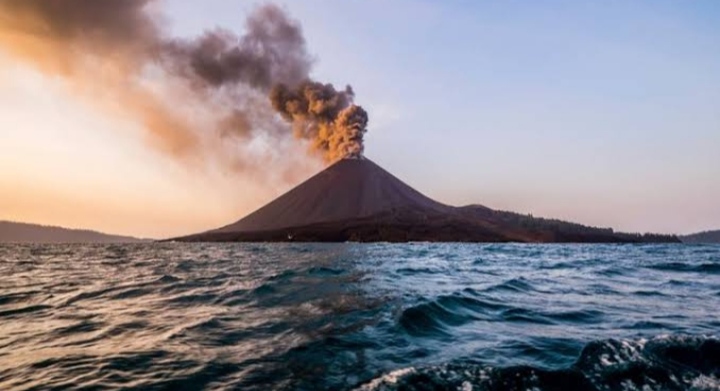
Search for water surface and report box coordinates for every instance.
[0,243,718,390]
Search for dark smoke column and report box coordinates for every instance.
[270,81,369,163]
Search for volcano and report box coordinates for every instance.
[177,158,678,243]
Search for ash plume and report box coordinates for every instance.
[271,81,368,162]
[0,0,368,169]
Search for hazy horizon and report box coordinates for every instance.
[1,1,718,239]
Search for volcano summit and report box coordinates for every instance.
[177,158,678,243]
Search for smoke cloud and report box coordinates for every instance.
[0,0,368,168]
[271,81,368,162]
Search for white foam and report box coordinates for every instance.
[355,367,416,390]
[690,375,720,390]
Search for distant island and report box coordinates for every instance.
[0,221,144,244]
[681,230,720,244]
[176,158,680,243]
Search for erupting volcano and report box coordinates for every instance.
[5,1,674,243]
[178,157,679,243]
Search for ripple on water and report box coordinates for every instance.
[483,277,536,294]
[0,243,717,391]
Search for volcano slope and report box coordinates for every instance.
[177,158,679,243]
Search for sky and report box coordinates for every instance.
[1,0,719,238]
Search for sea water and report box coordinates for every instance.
[0,243,718,390]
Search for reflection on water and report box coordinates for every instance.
[0,243,718,390]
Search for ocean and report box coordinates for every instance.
[0,243,718,390]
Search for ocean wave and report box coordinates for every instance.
[647,262,720,274]
[483,278,537,293]
[2,243,719,390]
[357,335,720,391]
[399,293,511,337]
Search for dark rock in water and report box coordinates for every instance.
[177,158,680,243]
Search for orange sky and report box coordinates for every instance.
[1,53,717,238]
[0,55,321,238]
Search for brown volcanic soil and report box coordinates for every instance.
[178,158,680,243]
